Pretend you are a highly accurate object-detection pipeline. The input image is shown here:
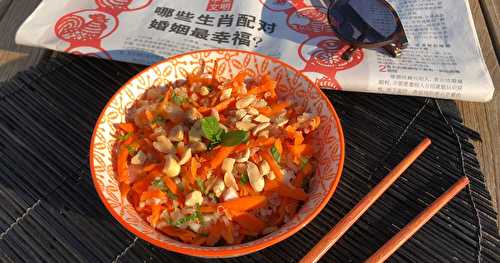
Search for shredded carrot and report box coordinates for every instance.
[132,173,157,194]
[247,78,275,96]
[220,196,267,211]
[198,98,235,114]
[145,110,154,122]
[149,204,163,228]
[264,180,308,201]
[288,144,312,164]
[211,60,219,87]
[231,210,266,234]
[274,139,283,156]
[294,132,304,145]
[157,87,173,111]
[190,158,200,184]
[206,220,224,246]
[200,206,217,213]
[140,189,167,202]
[293,171,306,188]
[119,182,130,203]
[247,137,275,150]
[209,146,236,169]
[117,145,129,183]
[162,176,179,194]
[259,101,289,116]
[118,123,135,133]
[285,125,297,139]
[250,152,261,163]
[160,226,197,243]
[214,97,235,112]
[261,150,284,181]
[143,163,160,173]
[221,222,234,244]
[201,196,267,213]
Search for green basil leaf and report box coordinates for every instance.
[270,145,281,163]
[221,130,249,146]
[200,116,224,142]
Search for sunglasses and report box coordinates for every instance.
[327,0,408,60]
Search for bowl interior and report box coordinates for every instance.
[90,49,344,257]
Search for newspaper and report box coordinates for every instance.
[16,0,495,102]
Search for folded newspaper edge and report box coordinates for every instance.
[15,0,495,102]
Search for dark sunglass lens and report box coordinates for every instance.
[329,0,398,44]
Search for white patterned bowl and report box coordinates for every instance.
[90,49,344,258]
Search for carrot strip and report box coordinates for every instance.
[211,60,219,87]
[220,196,267,211]
[162,176,179,194]
[294,132,304,145]
[160,226,197,243]
[143,163,160,173]
[132,173,157,194]
[288,144,312,164]
[231,210,266,233]
[261,150,284,181]
[209,146,236,169]
[198,98,235,114]
[122,134,137,145]
[145,110,154,122]
[117,145,129,183]
[119,182,130,203]
[150,204,163,228]
[274,139,283,156]
[252,137,276,148]
[293,171,306,188]
[221,222,234,244]
[200,206,217,213]
[214,98,235,112]
[118,123,135,133]
[264,180,308,201]
[190,158,200,184]
[140,189,167,202]
[233,70,250,84]
[206,220,224,246]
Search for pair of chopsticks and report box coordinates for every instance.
[300,138,470,263]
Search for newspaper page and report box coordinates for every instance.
[16,0,494,102]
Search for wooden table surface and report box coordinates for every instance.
[1,0,499,228]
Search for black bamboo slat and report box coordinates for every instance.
[0,55,498,263]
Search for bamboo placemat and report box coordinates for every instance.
[0,55,498,262]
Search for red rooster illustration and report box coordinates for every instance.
[95,0,133,10]
[55,13,108,42]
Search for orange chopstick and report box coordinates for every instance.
[364,176,470,263]
[300,138,432,263]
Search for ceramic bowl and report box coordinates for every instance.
[90,49,344,258]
